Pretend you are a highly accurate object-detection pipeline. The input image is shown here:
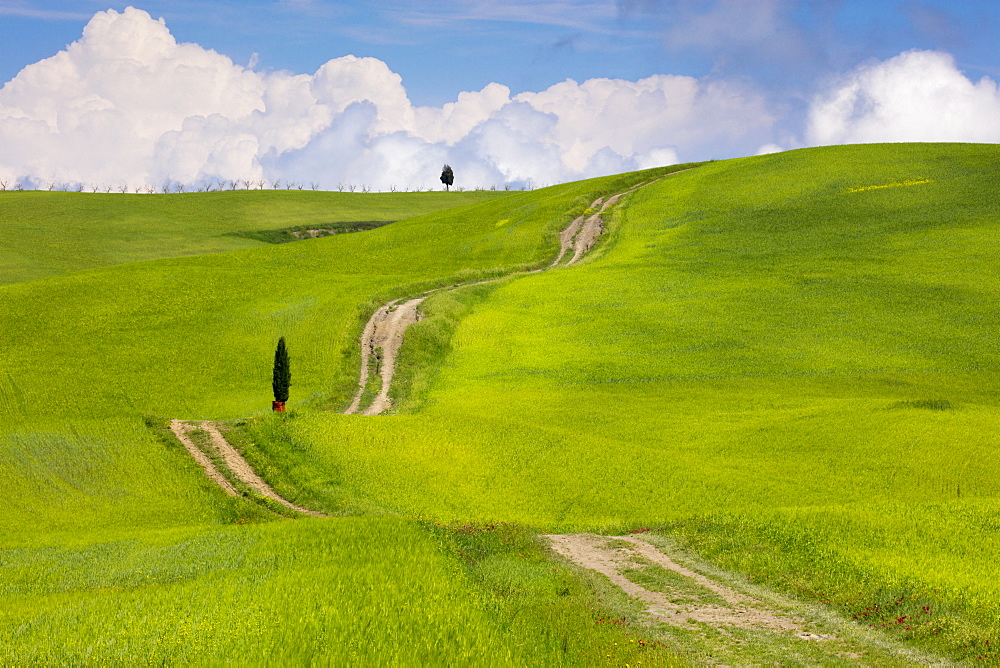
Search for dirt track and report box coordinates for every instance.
[345,297,427,416]
[545,533,825,637]
[345,184,643,416]
[170,420,238,497]
[170,419,325,517]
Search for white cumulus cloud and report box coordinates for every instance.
[0,6,780,190]
[807,49,1000,146]
[3,8,1000,193]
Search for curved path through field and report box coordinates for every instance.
[174,175,664,509]
[547,533,819,636]
[170,419,325,517]
[170,419,239,497]
[345,183,647,416]
[345,296,428,416]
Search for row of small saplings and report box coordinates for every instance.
[0,179,537,194]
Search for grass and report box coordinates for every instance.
[620,561,729,607]
[268,143,1000,661]
[0,189,509,284]
[1,170,629,538]
[0,168,683,664]
[0,170,664,433]
[6,144,1000,662]
[2,518,685,665]
[0,417,243,545]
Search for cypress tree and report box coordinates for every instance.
[272,337,291,403]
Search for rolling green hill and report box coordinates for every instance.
[272,143,1000,661]
[0,169,680,665]
[0,189,508,284]
[2,144,999,664]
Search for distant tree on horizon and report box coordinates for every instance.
[440,164,454,191]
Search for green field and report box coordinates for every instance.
[0,170,687,664]
[0,189,507,284]
[2,144,999,664]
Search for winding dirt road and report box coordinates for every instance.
[170,419,325,517]
[165,168,949,661]
[546,533,822,637]
[175,176,664,507]
[345,297,427,416]
[345,185,640,416]
[170,419,238,497]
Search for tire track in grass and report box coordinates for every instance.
[345,297,426,416]
[546,533,818,636]
[544,533,873,663]
[170,419,239,497]
[543,535,948,663]
[345,179,662,416]
[171,419,325,517]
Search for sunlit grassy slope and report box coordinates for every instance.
[0,170,681,664]
[0,189,507,284]
[3,518,652,665]
[281,143,1000,656]
[0,170,665,539]
[6,143,1000,662]
[303,143,1000,520]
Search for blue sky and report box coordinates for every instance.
[3,1,997,104]
[2,1,1000,189]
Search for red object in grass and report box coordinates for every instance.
[272,401,286,412]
